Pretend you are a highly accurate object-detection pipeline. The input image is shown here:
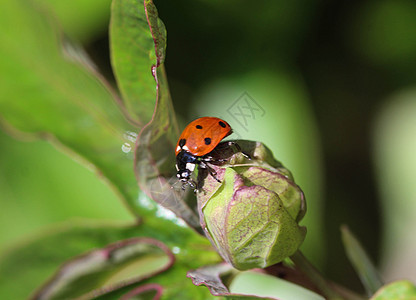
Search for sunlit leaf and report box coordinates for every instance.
[112,0,201,231]
[0,0,142,215]
[110,0,163,123]
[134,65,200,231]
[0,0,187,225]
[0,219,219,299]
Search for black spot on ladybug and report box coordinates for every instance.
[179,139,186,147]
[219,121,226,128]
[204,137,211,145]
[196,125,203,129]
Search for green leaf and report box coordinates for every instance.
[341,226,383,296]
[0,130,132,248]
[117,0,201,231]
[370,280,416,300]
[0,0,143,215]
[134,65,200,231]
[33,237,174,300]
[0,221,141,299]
[100,262,217,300]
[0,0,182,223]
[91,216,222,300]
[0,219,219,299]
[110,0,164,123]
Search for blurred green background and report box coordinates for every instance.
[1,0,416,294]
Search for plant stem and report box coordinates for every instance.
[290,250,365,300]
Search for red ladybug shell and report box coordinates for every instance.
[175,117,232,157]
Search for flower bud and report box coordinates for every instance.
[198,141,306,270]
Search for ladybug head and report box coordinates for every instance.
[176,150,198,189]
[176,160,196,180]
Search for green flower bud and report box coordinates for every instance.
[198,141,306,270]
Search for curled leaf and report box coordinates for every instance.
[125,1,201,231]
[33,238,174,300]
[110,0,161,123]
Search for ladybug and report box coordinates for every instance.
[175,117,232,189]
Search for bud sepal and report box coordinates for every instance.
[197,141,306,270]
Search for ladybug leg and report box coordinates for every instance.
[199,160,222,183]
[179,179,194,190]
[188,179,197,190]
[202,155,228,163]
[208,167,221,183]
[227,141,251,159]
